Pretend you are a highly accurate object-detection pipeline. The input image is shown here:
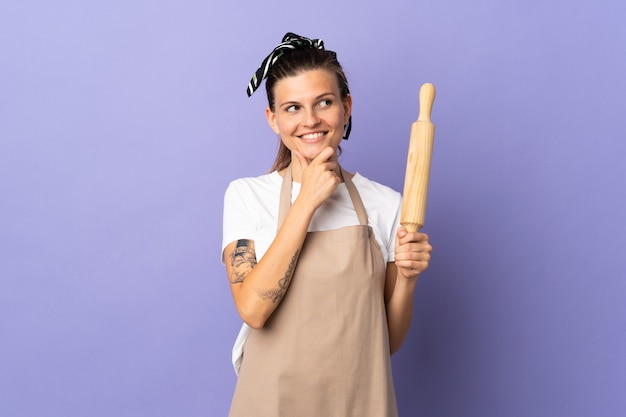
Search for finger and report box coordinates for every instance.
[412,232,428,242]
[395,243,432,256]
[395,259,429,274]
[395,242,431,255]
[312,146,336,164]
[395,250,431,262]
[398,232,429,246]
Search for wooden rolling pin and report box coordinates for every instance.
[400,83,436,233]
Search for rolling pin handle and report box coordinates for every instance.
[418,83,436,123]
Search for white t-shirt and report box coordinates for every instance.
[222,170,403,373]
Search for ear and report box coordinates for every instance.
[342,94,353,125]
[265,107,280,135]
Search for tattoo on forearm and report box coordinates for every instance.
[255,249,300,303]
[229,239,257,284]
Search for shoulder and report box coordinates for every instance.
[352,173,402,205]
[225,171,281,191]
[351,173,401,261]
[224,171,282,200]
[222,171,283,262]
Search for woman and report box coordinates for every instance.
[222,33,432,417]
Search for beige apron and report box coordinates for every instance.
[229,166,398,417]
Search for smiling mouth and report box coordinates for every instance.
[299,132,327,140]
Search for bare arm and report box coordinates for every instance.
[224,206,310,328]
[224,147,341,328]
[384,228,432,354]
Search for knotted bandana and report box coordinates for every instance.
[247,33,325,97]
[246,32,352,139]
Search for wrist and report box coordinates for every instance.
[291,196,319,217]
[395,272,419,291]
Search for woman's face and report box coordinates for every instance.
[266,69,352,162]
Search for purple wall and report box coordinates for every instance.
[1,1,625,416]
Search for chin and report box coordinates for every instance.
[299,147,325,160]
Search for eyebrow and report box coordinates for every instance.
[279,92,337,108]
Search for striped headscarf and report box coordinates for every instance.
[247,33,325,97]
[246,32,352,139]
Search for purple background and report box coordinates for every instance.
[1,1,625,416]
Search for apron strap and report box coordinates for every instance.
[342,167,369,227]
[277,164,369,231]
[278,165,293,229]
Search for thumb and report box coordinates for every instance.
[395,227,407,248]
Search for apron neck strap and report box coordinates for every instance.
[277,164,293,229]
[277,164,368,230]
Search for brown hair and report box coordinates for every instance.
[265,48,350,172]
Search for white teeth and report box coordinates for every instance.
[301,132,325,139]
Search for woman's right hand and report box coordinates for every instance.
[226,147,339,328]
[293,147,341,211]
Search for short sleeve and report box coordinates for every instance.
[221,181,256,263]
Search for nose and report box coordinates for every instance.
[302,107,320,127]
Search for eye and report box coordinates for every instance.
[318,99,332,108]
[285,104,299,113]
